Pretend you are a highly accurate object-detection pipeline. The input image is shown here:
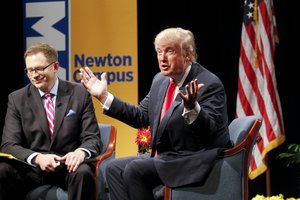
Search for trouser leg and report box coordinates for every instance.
[0,162,27,200]
[106,156,163,200]
[124,158,163,200]
[67,163,95,200]
[106,157,137,200]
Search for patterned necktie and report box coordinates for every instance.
[44,93,55,136]
[160,79,177,121]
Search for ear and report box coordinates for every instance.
[185,51,191,61]
[53,61,60,70]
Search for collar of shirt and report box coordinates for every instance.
[172,64,191,98]
[39,77,59,106]
[177,64,191,88]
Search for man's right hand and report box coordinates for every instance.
[33,154,62,172]
[80,67,108,104]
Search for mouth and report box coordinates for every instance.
[161,64,169,71]
[31,78,43,84]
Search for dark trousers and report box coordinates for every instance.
[106,156,164,200]
[0,160,95,200]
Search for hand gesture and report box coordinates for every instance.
[80,67,108,103]
[178,79,204,110]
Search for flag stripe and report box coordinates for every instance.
[257,2,284,140]
[236,0,285,179]
[258,7,285,136]
[240,39,277,145]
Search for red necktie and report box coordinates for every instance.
[160,79,177,121]
[154,79,177,157]
[44,93,55,136]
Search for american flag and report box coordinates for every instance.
[236,0,285,179]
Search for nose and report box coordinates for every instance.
[158,52,167,61]
[31,70,40,78]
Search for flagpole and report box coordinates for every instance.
[254,0,270,195]
[253,0,258,68]
[266,168,271,196]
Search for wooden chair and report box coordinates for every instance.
[25,124,117,200]
[164,115,263,200]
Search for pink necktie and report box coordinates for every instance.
[160,79,177,121]
[44,93,54,136]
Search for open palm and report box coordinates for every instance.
[80,67,107,100]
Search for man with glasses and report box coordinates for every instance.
[24,60,56,75]
[0,43,101,200]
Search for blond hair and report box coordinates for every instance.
[154,27,198,62]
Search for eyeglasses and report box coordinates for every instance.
[24,61,56,75]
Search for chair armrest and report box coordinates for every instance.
[92,125,117,200]
[94,125,117,177]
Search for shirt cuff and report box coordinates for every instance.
[103,92,114,110]
[78,148,91,159]
[182,103,201,124]
[27,152,40,166]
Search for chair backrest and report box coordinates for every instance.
[228,115,262,146]
[98,124,116,154]
[95,123,117,170]
[224,115,263,200]
[166,115,263,200]
[95,124,117,200]
[224,115,263,160]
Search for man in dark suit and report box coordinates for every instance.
[0,43,101,200]
[80,27,232,200]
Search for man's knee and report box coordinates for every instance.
[106,159,124,177]
[123,160,141,184]
[0,162,16,178]
[70,164,94,182]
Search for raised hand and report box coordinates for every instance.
[80,67,108,103]
[178,79,204,110]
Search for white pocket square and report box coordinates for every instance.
[66,109,76,116]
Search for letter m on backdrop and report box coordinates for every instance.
[23,0,70,82]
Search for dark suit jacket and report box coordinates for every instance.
[1,79,101,162]
[105,63,230,188]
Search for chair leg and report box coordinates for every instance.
[164,186,171,200]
